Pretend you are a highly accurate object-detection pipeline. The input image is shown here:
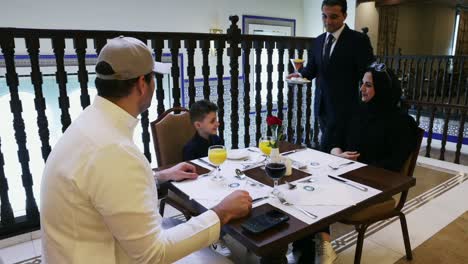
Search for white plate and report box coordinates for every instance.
[286,78,311,84]
[227,149,249,160]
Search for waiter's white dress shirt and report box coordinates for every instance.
[324,23,346,57]
[41,96,220,264]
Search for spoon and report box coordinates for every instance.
[328,161,355,170]
[235,169,247,180]
[298,177,316,183]
[236,169,265,187]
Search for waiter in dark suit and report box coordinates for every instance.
[287,1,374,263]
[289,0,374,154]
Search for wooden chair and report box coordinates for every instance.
[150,107,197,219]
[340,127,424,264]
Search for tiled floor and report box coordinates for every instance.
[1,156,467,264]
[330,163,458,240]
[394,212,468,264]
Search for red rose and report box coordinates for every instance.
[266,116,282,126]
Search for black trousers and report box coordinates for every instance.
[292,226,331,263]
[319,115,334,153]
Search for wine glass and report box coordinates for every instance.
[258,136,273,167]
[265,160,286,197]
[290,58,305,74]
[208,145,227,181]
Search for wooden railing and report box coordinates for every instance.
[376,54,467,164]
[0,16,316,238]
[0,16,466,239]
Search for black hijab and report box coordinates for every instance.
[362,63,402,118]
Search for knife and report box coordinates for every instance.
[328,175,368,192]
[252,196,269,204]
[246,148,260,153]
[197,158,216,169]
[199,169,215,177]
[281,148,307,156]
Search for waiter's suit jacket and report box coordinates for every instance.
[300,24,374,129]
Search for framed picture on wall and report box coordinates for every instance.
[242,15,296,36]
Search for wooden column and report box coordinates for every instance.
[169,39,181,108]
[0,36,39,221]
[26,36,52,162]
[265,41,274,117]
[152,38,165,116]
[0,136,15,225]
[287,40,296,142]
[276,41,286,121]
[73,36,91,109]
[253,40,264,144]
[215,39,226,142]
[227,16,242,148]
[242,40,253,147]
[52,37,72,132]
[200,39,211,100]
[185,39,197,108]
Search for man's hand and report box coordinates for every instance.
[287,73,301,79]
[212,190,252,225]
[158,162,198,182]
[338,151,360,161]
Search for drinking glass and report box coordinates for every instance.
[259,136,273,156]
[208,145,227,181]
[265,160,286,196]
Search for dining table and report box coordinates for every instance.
[160,141,415,263]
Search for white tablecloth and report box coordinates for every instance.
[173,147,381,225]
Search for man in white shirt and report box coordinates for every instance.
[40,36,252,264]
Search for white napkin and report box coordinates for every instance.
[254,179,381,224]
[285,148,367,175]
[172,165,273,209]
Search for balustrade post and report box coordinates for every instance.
[227,15,241,148]
[0,36,39,222]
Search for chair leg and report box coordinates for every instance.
[399,212,413,260]
[159,198,166,216]
[354,224,368,264]
[181,211,192,221]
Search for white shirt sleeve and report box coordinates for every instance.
[79,144,221,264]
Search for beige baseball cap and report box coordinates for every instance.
[96,36,168,80]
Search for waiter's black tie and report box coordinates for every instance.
[323,34,335,66]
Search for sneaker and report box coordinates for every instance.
[314,238,337,264]
[286,250,301,264]
[210,239,232,257]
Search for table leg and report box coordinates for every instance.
[259,246,288,264]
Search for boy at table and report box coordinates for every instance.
[182,99,230,256]
[183,99,224,161]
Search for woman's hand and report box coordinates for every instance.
[331,148,360,161]
[338,151,360,161]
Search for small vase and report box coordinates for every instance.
[270,148,281,163]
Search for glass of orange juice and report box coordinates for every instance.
[259,136,273,156]
[208,145,227,181]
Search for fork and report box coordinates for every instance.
[277,196,318,219]
[285,181,297,190]
[328,161,355,170]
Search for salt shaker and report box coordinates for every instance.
[283,157,293,176]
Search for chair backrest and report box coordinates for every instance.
[400,127,425,177]
[150,107,196,166]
